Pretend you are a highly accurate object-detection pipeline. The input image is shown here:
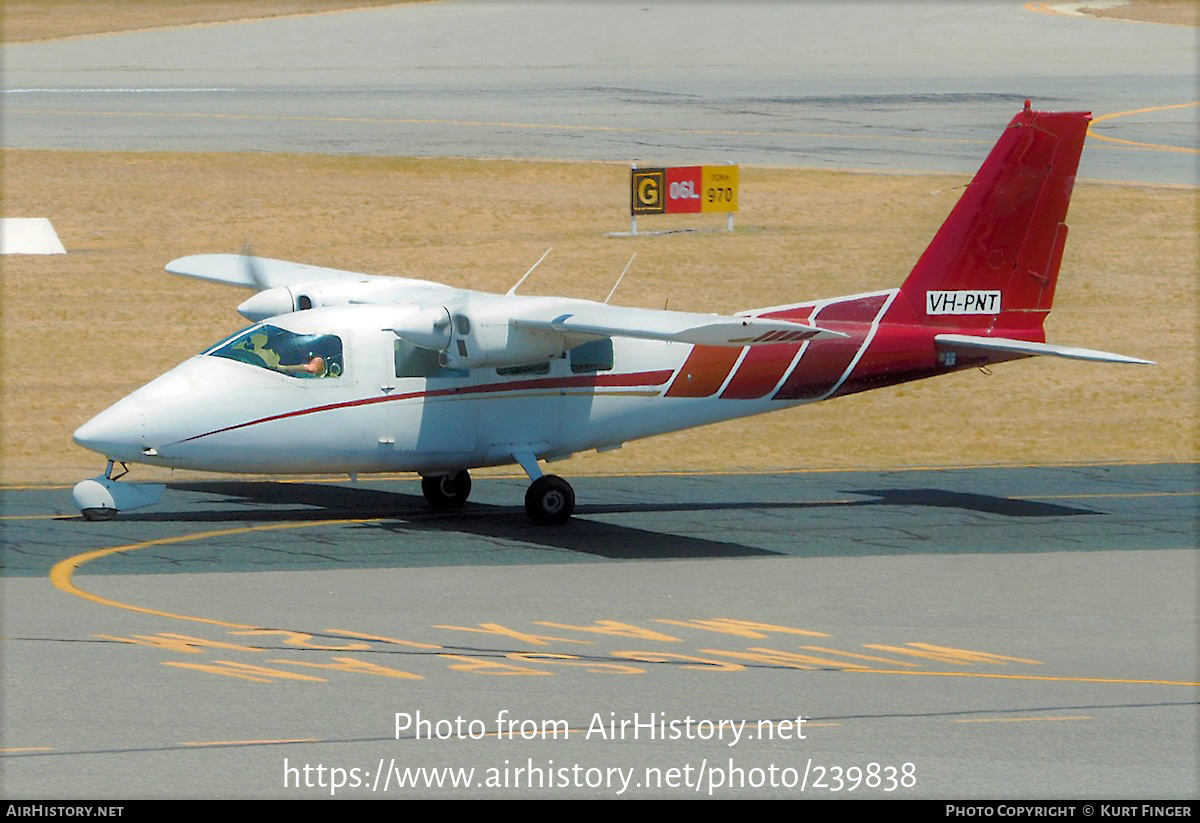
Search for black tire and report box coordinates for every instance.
[81,507,118,522]
[524,475,575,524]
[421,470,472,509]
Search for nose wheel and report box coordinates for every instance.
[81,506,118,522]
[421,470,472,509]
[73,460,165,520]
[524,474,575,524]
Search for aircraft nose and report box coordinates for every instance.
[73,397,144,460]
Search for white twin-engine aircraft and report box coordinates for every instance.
[72,105,1151,523]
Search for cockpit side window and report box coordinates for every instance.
[206,324,344,379]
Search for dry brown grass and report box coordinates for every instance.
[0,0,413,43]
[2,149,1195,485]
[1082,0,1199,26]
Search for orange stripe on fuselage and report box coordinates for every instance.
[665,345,743,397]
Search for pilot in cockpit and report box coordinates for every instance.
[211,326,342,378]
[275,333,342,378]
[279,354,328,378]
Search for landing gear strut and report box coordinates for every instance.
[73,460,165,521]
[420,457,577,524]
[511,451,575,524]
[82,463,122,521]
[421,470,472,509]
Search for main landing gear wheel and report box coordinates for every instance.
[421,470,472,509]
[525,474,575,525]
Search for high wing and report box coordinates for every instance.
[510,301,846,347]
[389,293,849,371]
[166,253,464,320]
[168,253,845,349]
[166,253,444,291]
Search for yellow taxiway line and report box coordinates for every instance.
[1088,102,1200,154]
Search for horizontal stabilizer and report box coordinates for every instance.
[514,304,845,347]
[935,334,1154,365]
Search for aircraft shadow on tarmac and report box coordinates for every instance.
[99,480,1100,563]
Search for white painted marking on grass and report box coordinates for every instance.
[1,218,66,255]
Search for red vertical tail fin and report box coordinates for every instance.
[897,104,1091,335]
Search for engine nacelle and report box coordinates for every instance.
[438,310,566,370]
[237,287,297,321]
[390,306,453,351]
[391,297,583,370]
[237,280,392,321]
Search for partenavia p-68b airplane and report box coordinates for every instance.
[72,104,1151,523]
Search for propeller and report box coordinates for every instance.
[240,240,269,291]
[236,241,296,320]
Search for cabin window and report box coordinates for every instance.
[394,340,466,378]
[206,324,343,379]
[569,339,614,373]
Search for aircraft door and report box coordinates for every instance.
[476,358,565,459]
[383,336,478,461]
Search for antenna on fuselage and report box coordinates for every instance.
[506,247,553,296]
[604,252,637,305]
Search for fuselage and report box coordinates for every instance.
[73,288,973,476]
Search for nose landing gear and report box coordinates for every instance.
[73,460,165,521]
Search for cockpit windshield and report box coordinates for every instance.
[204,324,344,379]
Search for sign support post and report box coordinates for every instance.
[630,163,639,235]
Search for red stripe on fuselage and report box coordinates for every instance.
[720,343,802,399]
[712,303,820,400]
[761,304,817,325]
[773,294,890,401]
[831,323,940,397]
[176,370,674,444]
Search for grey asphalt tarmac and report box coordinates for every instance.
[1,463,1197,798]
[1,1,1196,801]
[2,2,1197,183]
